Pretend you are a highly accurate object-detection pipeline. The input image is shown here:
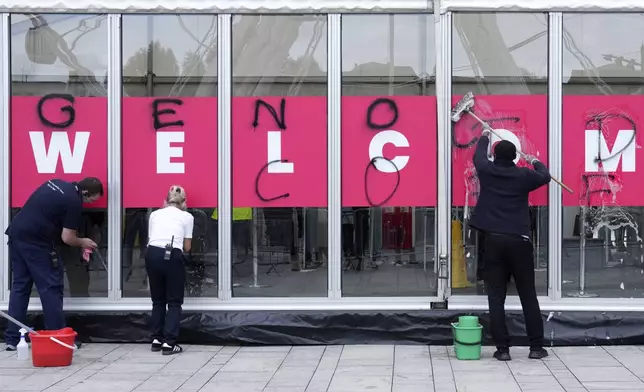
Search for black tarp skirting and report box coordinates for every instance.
[2,310,644,346]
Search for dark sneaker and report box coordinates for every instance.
[493,350,512,361]
[162,343,183,356]
[5,344,16,352]
[151,339,162,352]
[75,338,83,350]
[529,348,549,359]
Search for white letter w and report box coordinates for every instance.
[29,131,89,174]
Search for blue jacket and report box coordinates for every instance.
[6,179,83,248]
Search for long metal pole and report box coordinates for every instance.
[300,208,315,273]
[248,208,266,288]
[568,206,597,297]
[252,212,258,286]
[423,211,427,272]
[301,207,307,270]
[579,207,586,292]
[372,209,376,264]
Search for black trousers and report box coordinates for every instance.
[145,246,185,346]
[483,232,543,351]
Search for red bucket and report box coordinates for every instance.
[29,328,77,367]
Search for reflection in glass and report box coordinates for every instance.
[121,15,218,298]
[231,15,328,297]
[562,14,644,298]
[451,13,549,296]
[341,15,437,297]
[10,14,109,297]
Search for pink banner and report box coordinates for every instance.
[452,95,548,207]
[563,95,644,207]
[122,97,218,208]
[232,97,327,207]
[24,94,644,210]
[11,95,108,208]
[342,96,437,207]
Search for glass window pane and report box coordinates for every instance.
[10,14,109,298]
[231,15,328,297]
[341,14,437,297]
[121,15,218,298]
[451,13,549,296]
[562,14,644,298]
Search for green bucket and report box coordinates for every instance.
[457,316,479,328]
[452,317,483,361]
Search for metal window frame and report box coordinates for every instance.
[447,10,561,306]
[107,13,122,301]
[0,13,8,303]
[435,5,452,301]
[328,13,341,300]
[4,5,644,313]
[218,13,232,301]
[548,12,562,301]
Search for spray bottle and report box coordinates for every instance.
[17,328,29,361]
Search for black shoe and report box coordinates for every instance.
[5,344,16,352]
[162,343,183,356]
[493,350,512,361]
[151,339,162,352]
[528,348,548,359]
[75,338,83,350]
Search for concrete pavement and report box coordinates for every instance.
[0,343,643,391]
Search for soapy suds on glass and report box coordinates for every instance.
[581,108,644,290]
[456,103,644,293]
[457,104,542,247]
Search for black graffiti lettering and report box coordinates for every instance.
[253,99,286,130]
[576,112,637,208]
[586,113,636,165]
[255,159,290,202]
[580,173,616,205]
[364,157,401,207]
[252,98,288,203]
[37,94,75,129]
[363,98,401,207]
[366,98,398,130]
[152,98,184,130]
[452,116,521,149]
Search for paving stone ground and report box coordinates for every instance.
[0,343,643,391]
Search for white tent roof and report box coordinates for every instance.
[1,0,642,15]
[0,0,431,13]
[441,0,644,12]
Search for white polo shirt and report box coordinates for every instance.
[147,206,194,250]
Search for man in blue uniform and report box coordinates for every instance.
[470,131,551,361]
[4,178,103,351]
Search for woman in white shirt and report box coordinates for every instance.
[146,185,194,355]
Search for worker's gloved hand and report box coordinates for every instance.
[525,154,539,165]
[81,248,93,263]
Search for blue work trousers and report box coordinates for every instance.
[4,240,65,346]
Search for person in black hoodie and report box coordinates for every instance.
[469,129,550,361]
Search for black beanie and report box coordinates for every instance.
[494,140,516,162]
